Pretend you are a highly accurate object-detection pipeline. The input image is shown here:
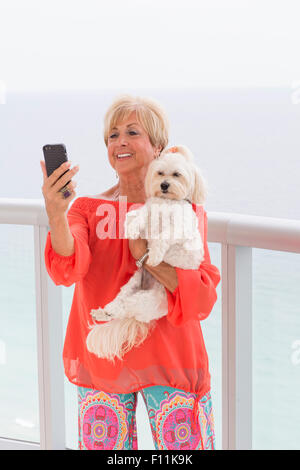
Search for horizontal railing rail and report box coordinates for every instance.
[1,198,299,252]
[1,198,300,450]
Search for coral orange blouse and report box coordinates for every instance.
[44,197,221,427]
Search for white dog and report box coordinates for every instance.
[86,145,207,362]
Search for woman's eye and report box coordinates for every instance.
[109,130,138,139]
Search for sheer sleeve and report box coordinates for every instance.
[165,209,220,326]
[44,199,92,287]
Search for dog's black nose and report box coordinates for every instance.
[160,182,169,191]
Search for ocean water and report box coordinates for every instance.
[0,88,299,449]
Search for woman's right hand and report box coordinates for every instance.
[40,160,79,221]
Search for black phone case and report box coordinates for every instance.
[42,143,71,188]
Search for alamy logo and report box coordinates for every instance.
[291,81,300,105]
[0,340,6,365]
[94,196,201,241]
[0,80,6,104]
[291,339,300,366]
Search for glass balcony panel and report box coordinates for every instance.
[253,249,300,450]
[0,225,39,443]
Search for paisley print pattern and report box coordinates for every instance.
[141,386,215,450]
[77,385,215,450]
[78,387,138,450]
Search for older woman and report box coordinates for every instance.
[40,95,220,451]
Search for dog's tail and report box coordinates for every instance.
[86,318,157,363]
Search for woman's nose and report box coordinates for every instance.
[118,133,128,145]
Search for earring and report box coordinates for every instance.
[116,171,119,179]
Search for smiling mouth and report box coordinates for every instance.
[116,153,133,160]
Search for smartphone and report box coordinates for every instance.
[42,143,71,189]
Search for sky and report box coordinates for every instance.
[0,0,300,92]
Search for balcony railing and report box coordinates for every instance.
[0,198,300,450]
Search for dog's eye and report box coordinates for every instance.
[157,171,164,176]
[173,172,180,177]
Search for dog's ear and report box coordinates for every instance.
[191,165,207,205]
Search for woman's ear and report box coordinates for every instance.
[155,145,163,158]
[191,166,208,205]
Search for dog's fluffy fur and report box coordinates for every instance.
[86,145,207,362]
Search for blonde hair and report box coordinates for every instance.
[103,94,169,151]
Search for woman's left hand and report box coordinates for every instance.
[129,238,148,260]
[129,237,178,292]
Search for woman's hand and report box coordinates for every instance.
[129,238,178,292]
[40,160,79,222]
[128,238,148,260]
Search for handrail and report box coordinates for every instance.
[1,198,299,252]
[208,211,300,253]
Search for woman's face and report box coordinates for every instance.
[107,111,161,177]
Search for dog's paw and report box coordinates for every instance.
[125,220,141,239]
[125,212,143,239]
[146,252,163,267]
[90,308,112,322]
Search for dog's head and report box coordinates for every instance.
[144,145,207,204]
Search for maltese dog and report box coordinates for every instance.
[86,145,207,362]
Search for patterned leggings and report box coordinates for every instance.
[78,385,215,450]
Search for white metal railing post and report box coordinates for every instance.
[222,244,252,450]
[221,242,229,450]
[34,225,66,450]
